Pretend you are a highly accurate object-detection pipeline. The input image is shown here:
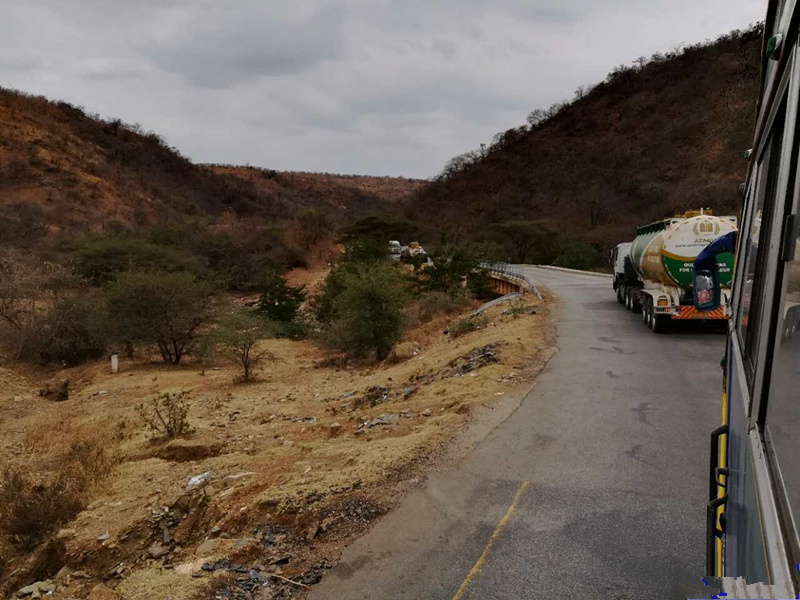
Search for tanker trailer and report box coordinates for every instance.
[618,210,737,332]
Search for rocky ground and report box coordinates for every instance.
[0,290,555,600]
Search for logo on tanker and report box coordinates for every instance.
[693,220,719,236]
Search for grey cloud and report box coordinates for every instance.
[431,39,458,59]
[0,0,766,178]
[351,76,527,122]
[142,4,347,88]
[507,5,581,23]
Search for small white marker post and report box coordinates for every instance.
[111,354,119,373]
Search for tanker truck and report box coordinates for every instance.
[615,210,737,332]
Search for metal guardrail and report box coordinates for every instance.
[479,262,542,299]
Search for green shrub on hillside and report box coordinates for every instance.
[312,238,393,324]
[553,242,603,271]
[69,238,202,285]
[189,229,304,291]
[147,222,305,291]
[341,236,387,265]
[322,265,407,361]
[423,244,478,295]
[312,265,349,325]
[339,215,420,244]
[466,269,496,300]
[256,272,306,324]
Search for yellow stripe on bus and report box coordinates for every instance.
[716,386,728,577]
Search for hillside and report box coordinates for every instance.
[406,26,763,265]
[0,88,424,243]
[207,165,425,215]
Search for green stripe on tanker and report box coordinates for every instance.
[631,214,737,289]
[662,251,735,287]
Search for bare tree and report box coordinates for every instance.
[526,109,548,129]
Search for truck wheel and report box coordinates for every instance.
[642,297,650,325]
[625,288,632,310]
[617,285,624,304]
[631,291,641,314]
[651,313,668,334]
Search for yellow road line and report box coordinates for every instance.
[452,481,530,600]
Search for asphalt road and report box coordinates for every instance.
[310,267,725,600]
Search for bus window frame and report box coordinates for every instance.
[733,50,799,421]
[762,45,800,589]
[750,46,800,427]
[726,38,800,589]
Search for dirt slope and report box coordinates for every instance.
[0,291,555,599]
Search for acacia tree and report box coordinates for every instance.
[105,271,216,364]
[216,310,274,382]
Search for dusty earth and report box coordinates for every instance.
[0,286,555,600]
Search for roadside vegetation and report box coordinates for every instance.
[0,235,552,600]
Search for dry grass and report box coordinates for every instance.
[0,435,113,552]
[0,289,555,598]
[116,568,211,600]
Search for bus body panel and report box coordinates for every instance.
[710,3,800,592]
[723,342,770,583]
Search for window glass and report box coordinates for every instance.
[739,104,786,377]
[738,171,765,343]
[766,224,800,550]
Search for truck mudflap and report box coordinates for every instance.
[671,305,728,320]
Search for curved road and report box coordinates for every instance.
[311,267,724,599]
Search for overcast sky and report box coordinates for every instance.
[1,0,764,178]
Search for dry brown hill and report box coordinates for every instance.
[207,165,425,215]
[285,171,426,204]
[405,25,762,265]
[0,88,425,242]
